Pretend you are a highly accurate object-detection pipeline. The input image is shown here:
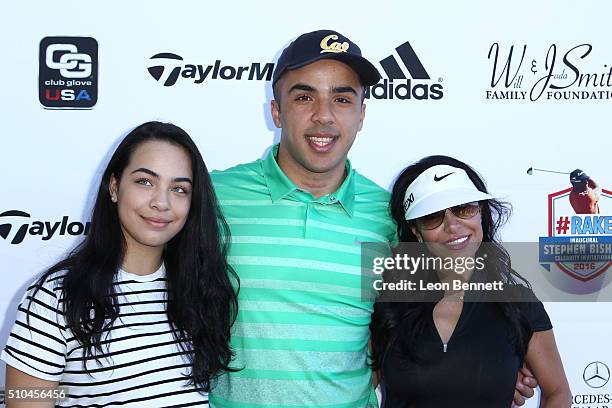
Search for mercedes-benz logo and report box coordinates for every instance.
[583,362,610,388]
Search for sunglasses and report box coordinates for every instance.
[413,202,481,230]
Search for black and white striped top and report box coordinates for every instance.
[2,265,209,407]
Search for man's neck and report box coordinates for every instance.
[276,149,347,199]
[297,170,345,198]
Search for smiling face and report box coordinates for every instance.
[411,205,484,262]
[271,59,365,184]
[109,140,193,256]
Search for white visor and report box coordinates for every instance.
[403,165,496,220]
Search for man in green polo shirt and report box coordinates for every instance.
[209,29,392,408]
[209,29,537,408]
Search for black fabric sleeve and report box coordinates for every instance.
[515,285,553,332]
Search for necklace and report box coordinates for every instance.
[443,291,464,301]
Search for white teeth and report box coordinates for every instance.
[308,136,334,146]
[447,236,468,245]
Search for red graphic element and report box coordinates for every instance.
[547,188,612,282]
[555,216,570,234]
[547,188,572,236]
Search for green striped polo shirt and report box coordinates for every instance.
[209,145,396,408]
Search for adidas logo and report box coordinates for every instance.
[0,210,90,245]
[366,41,444,100]
[147,53,274,87]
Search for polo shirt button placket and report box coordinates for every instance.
[304,201,314,239]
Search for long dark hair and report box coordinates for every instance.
[370,155,530,370]
[28,121,239,390]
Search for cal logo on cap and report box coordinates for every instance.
[320,34,349,54]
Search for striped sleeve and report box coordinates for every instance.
[2,272,67,381]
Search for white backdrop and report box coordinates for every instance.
[1,1,611,406]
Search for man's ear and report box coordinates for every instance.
[357,99,366,131]
[271,99,282,129]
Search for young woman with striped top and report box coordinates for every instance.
[3,121,238,407]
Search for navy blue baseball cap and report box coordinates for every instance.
[272,30,381,87]
[570,169,589,185]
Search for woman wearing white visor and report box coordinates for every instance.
[370,156,571,407]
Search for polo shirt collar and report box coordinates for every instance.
[262,144,356,216]
[262,145,296,202]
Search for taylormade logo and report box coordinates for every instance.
[147,53,274,87]
[0,210,90,245]
[366,41,444,100]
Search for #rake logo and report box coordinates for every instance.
[485,42,612,102]
[147,53,274,87]
[0,210,90,245]
[39,36,98,109]
[538,176,612,282]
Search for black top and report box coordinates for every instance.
[381,287,552,408]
